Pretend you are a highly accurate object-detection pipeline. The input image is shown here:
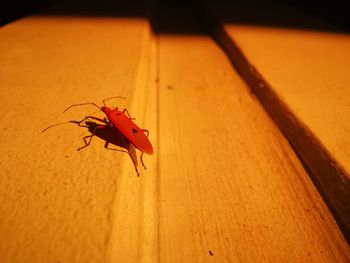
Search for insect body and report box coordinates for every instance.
[101,106,153,154]
[73,121,142,176]
[64,96,153,156]
[43,96,153,176]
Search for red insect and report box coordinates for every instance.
[43,96,153,175]
[64,96,153,155]
[76,120,142,176]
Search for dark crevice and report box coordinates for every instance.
[194,1,350,244]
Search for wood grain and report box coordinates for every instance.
[1,1,349,262]
[155,5,349,262]
[0,3,155,262]
[203,0,350,240]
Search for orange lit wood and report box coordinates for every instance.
[156,6,349,263]
[0,8,157,263]
[205,0,350,240]
[1,2,350,263]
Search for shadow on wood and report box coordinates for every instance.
[43,120,142,176]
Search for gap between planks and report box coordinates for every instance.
[198,0,350,243]
[152,2,350,262]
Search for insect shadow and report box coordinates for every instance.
[42,119,143,176]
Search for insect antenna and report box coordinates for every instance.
[63,102,101,113]
[102,96,126,106]
[87,109,102,116]
[41,121,78,133]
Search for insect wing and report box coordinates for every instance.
[107,113,153,154]
[126,142,138,167]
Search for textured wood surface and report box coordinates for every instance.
[0,3,156,262]
[0,1,349,262]
[205,0,350,241]
[155,5,349,262]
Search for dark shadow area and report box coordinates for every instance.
[42,119,130,152]
[200,0,350,33]
[2,0,349,33]
[42,119,141,176]
[71,120,142,176]
[39,0,148,18]
[152,0,350,35]
[1,0,148,27]
[150,0,205,35]
[1,0,57,26]
[73,121,129,151]
[286,0,350,32]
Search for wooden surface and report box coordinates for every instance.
[0,2,157,262]
[0,1,349,262]
[205,0,350,240]
[155,5,349,262]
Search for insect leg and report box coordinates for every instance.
[140,152,146,169]
[104,140,140,176]
[71,116,109,129]
[77,125,98,151]
[122,109,136,121]
[141,129,149,137]
[140,129,150,169]
[84,115,109,124]
[70,116,91,127]
[77,135,95,151]
[103,141,128,153]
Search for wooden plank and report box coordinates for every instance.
[0,1,157,262]
[155,5,350,262]
[1,1,350,262]
[204,0,350,240]
[107,22,159,263]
